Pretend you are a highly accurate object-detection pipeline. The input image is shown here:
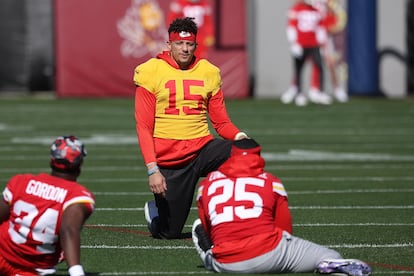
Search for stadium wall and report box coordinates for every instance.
[378,0,406,98]
[0,0,53,93]
[54,0,249,98]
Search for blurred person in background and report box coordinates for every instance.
[0,135,95,276]
[281,0,332,106]
[192,138,372,275]
[311,0,348,102]
[167,0,215,58]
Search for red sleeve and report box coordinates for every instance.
[274,196,293,234]
[208,89,240,140]
[287,6,298,28]
[135,86,156,164]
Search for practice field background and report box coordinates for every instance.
[0,96,413,275]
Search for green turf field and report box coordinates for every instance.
[0,96,413,275]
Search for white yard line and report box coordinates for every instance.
[98,272,212,275]
[89,188,414,196]
[95,205,414,211]
[86,223,414,228]
[81,243,413,250]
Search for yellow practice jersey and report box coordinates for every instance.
[134,58,221,139]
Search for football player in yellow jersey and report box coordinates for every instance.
[133,17,248,239]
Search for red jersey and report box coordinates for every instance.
[167,0,214,58]
[0,173,95,270]
[196,149,292,263]
[287,2,327,47]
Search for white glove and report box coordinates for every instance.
[234,132,249,140]
[290,43,303,58]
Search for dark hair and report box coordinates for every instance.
[168,17,198,36]
[231,138,261,157]
[233,139,260,149]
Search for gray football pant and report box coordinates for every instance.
[206,231,342,273]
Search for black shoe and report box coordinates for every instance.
[192,219,213,259]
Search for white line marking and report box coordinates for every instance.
[371,273,414,275]
[263,150,414,161]
[294,223,414,227]
[325,243,414,249]
[89,189,414,196]
[3,137,414,162]
[81,243,413,250]
[97,272,412,275]
[96,270,414,275]
[82,245,194,249]
[1,163,414,171]
[266,164,414,170]
[74,176,414,183]
[93,192,152,196]
[10,135,137,145]
[289,189,414,194]
[96,208,144,211]
[95,206,414,211]
[87,223,414,228]
[281,176,414,182]
[99,272,212,275]
[289,206,414,210]
[3,175,414,183]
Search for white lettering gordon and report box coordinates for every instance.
[25,180,68,203]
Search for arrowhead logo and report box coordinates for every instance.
[179,31,192,38]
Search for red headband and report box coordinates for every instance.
[169,31,196,42]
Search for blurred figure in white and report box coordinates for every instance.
[311,0,348,102]
[282,0,331,106]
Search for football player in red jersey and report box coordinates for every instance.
[0,135,95,276]
[281,0,332,106]
[167,0,215,58]
[286,0,348,104]
[192,138,371,275]
[134,17,247,239]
